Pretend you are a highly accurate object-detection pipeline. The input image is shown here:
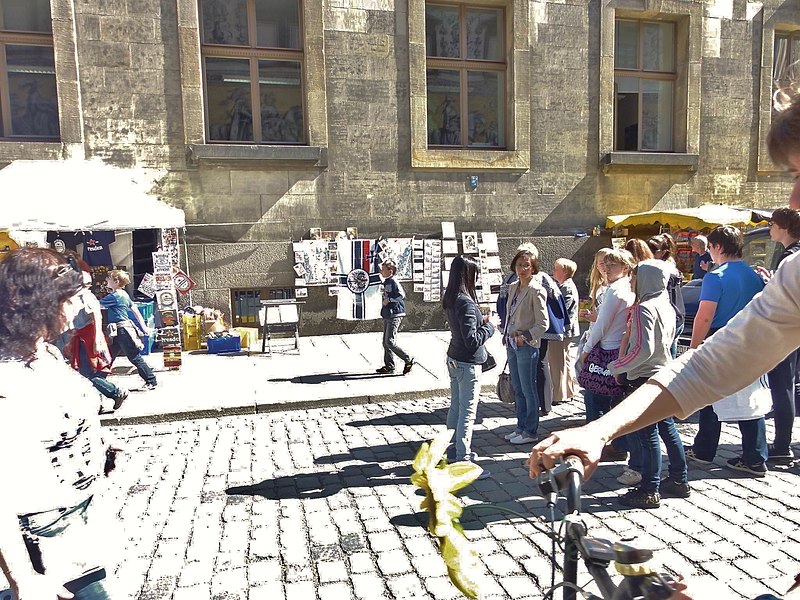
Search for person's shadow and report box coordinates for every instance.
[269,371,398,384]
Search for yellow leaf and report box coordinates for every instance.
[443,461,483,493]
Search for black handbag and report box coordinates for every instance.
[481,350,497,372]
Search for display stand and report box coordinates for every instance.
[259,299,304,354]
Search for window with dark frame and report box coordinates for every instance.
[199,0,306,144]
[424,3,506,149]
[614,19,676,152]
[773,31,800,115]
[231,287,294,327]
[0,0,60,140]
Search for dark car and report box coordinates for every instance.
[677,226,783,354]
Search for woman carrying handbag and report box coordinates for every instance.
[502,244,549,446]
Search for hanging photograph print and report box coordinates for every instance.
[293,239,333,285]
[382,238,414,281]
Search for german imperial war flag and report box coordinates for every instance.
[336,238,382,320]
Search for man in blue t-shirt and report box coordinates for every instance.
[687,226,768,476]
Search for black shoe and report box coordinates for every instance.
[726,457,768,477]
[403,360,414,375]
[375,366,394,374]
[767,444,794,466]
[112,388,129,411]
[619,487,660,509]
[659,477,691,498]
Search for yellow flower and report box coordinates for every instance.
[411,429,484,598]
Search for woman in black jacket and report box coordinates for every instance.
[443,255,495,478]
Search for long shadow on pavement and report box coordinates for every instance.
[268,371,395,384]
[227,463,413,500]
[346,407,485,427]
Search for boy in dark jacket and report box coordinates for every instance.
[377,259,414,374]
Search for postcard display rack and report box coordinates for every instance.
[153,228,182,368]
[436,222,502,309]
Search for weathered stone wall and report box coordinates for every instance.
[13,0,795,334]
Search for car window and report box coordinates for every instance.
[742,228,783,270]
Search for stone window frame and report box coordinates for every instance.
[408,0,530,171]
[0,0,84,163]
[177,0,328,166]
[756,3,800,174]
[599,2,701,174]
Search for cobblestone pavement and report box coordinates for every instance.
[21,395,800,599]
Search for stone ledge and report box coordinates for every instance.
[187,144,327,167]
[0,141,64,164]
[601,152,699,174]
[411,148,530,172]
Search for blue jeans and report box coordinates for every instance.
[583,391,616,423]
[692,406,768,465]
[382,316,411,369]
[637,418,689,492]
[78,344,123,400]
[446,357,481,462]
[768,348,798,454]
[658,418,688,484]
[111,328,156,386]
[507,342,540,438]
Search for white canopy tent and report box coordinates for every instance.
[0,158,185,231]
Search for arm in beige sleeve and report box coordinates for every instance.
[650,252,800,418]
[526,286,549,343]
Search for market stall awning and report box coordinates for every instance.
[605,204,770,231]
[0,159,185,231]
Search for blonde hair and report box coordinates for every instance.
[381,259,397,275]
[555,258,576,279]
[603,248,636,271]
[108,269,131,287]
[589,248,612,308]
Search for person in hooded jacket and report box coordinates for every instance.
[609,260,689,509]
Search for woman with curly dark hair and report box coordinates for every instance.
[0,247,119,599]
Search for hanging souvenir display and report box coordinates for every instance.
[336,238,382,320]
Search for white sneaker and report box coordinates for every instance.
[504,431,521,441]
[510,434,538,445]
[617,469,642,486]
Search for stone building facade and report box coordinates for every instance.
[1,0,798,334]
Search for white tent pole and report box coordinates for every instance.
[182,227,193,306]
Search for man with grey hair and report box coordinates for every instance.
[689,235,711,280]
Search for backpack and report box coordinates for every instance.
[667,273,685,332]
[540,273,571,340]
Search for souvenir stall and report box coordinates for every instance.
[605,204,770,280]
[0,158,188,366]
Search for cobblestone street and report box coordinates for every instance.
[81,394,800,600]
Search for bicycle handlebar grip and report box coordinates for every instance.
[563,455,584,514]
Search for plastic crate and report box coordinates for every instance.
[207,333,241,354]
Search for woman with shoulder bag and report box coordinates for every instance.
[0,248,121,600]
[577,249,638,479]
[444,255,496,479]
[502,244,549,446]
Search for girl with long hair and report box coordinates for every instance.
[443,255,496,478]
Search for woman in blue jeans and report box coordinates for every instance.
[502,244,549,446]
[443,255,495,478]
